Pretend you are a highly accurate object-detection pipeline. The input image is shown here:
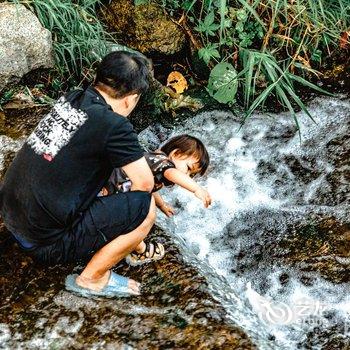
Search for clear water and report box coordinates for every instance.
[1,96,349,349]
[140,96,350,349]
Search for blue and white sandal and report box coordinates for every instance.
[65,271,139,298]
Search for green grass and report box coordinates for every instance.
[0,90,15,111]
[157,0,350,127]
[239,49,332,124]
[7,0,350,128]
[254,0,350,60]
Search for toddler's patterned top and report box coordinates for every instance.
[102,151,176,195]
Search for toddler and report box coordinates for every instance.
[100,134,211,265]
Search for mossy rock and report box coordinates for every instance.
[101,0,186,55]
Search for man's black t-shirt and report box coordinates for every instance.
[0,87,144,245]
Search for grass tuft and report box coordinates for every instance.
[159,0,350,127]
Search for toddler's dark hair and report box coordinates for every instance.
[160,134,209,176]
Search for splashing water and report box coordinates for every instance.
[0,96,349,349]
[140,96,350,349]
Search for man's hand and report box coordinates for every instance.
[194,187,212,208]
[159,202,175,217]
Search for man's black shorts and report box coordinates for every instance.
[23,191,151,265]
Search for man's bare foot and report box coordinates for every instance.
[76,270,140,295]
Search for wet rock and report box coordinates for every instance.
[0,224,254,349]
[322,134,350,206]
[264,123,297,140]
[219,208,350,348]
[221,208,350,285]
[254,111,350,207]
[0,100,45,179]
[318,56,350,94]
[279,218,350,284]
[0,3,54,91]
[128,80,172,132]
[282,155,323,185]
[0,101,49,139]
[0,150,16,184]
[101,0,186,55]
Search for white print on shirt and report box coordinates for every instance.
[27,97,88,161]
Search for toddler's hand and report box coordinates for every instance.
[194,187,212,208]
[159,202,175,217]
[100,187,109,196]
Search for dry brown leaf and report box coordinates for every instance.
[296,55,311,68]
[166,71,188,94]
[340,31,350,49]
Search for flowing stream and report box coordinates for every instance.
[140,95,350,349]
[0,95,349,349]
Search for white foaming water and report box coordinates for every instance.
[143,96,350,349]
[0,96,348,349]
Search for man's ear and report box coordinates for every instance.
[124,93,139,109]
[123,95,130,109]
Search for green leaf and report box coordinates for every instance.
[183,0,197,12]
[235,0,266,28]
[207,62,238,104]
[236,9,247,21]
[209,23,221,31]
[223,19,232,28]
[198,44,220,65]
[287,73,334,96]
[134,0,149,4]
[218,0,227,44]
[204,11,215,27]
[244,82,276,120]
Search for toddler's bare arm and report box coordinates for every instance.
[153,192,174,217]
[163,168,212,208]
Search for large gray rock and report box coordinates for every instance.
[0,3,54,91]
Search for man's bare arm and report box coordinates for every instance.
[122,157,154,192]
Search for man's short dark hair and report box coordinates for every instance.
[94,51,151,98]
